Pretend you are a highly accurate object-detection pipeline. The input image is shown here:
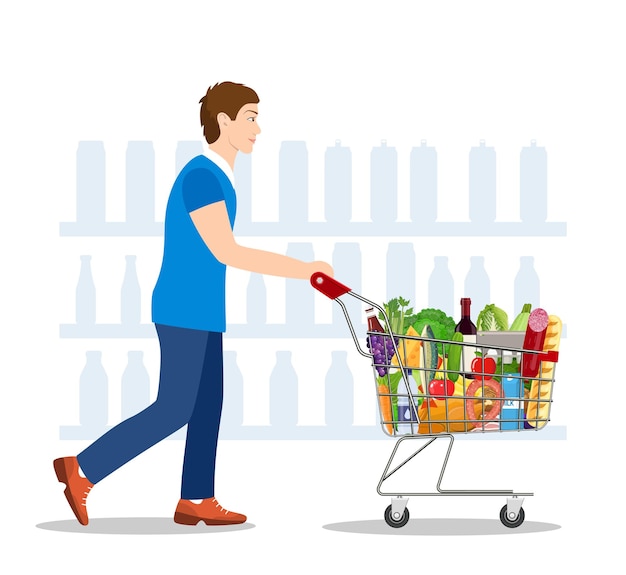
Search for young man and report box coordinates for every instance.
[54,81,334,526]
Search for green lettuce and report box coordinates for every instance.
[476,304,509,331]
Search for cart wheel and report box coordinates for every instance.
[384,504,410,528]
[499,504,525,528]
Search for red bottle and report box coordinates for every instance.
[366,307,385,333]
[455,298,477,336]
[455,298,477,375]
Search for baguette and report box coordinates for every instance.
[527,315,561,429]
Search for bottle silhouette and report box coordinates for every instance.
[121,255,141,326]
[370,139,398,227]
[285,242,315,330]
[223,351,244,430]
[520,140,548,223]
[279,141,308,226]
[76,141,106,225]
[324,140,352,226]
[246,272,267,329]
[79,351,108,429]
[76,255,96,326]
[386,243,416,306]
[410,140,438,225]
[464,256,490,316]
[469,140,496,224]
[428,256,454,317]
[234,151,252,232]
[332,243,362,332]
[269,351,298,428]
[121,350,150,420]
[325,350,354,428]
[125,141,155,228]
[514,256,540,313]
[175,141,204,173]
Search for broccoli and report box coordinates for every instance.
[407,308,457,355]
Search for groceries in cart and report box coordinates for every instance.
[367,297,562,436]
[310,272,562,528]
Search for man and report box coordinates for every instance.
[54,81,334,526]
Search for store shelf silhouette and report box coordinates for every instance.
[59,137,567,442]
[62,251,565,339]
[60,139,566,237]
[60,251,567,440]
[59,349,566,441]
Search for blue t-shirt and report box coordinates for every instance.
[152,155,237,332]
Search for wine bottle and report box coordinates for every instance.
[455,298,477,376]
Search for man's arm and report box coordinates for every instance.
[190,201,333,279]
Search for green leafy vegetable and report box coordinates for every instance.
[408,308,456,355]
[379,297,413,334]
[476,304,509,331]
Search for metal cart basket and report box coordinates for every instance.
[311,272,560,529]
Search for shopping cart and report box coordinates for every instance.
[311,272,560,529]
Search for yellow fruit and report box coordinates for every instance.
[453,377,468,398]
[391,326,422,370]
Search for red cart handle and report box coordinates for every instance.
[310,272,351,299]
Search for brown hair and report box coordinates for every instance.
[199,82,260,144]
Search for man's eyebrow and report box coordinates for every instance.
[245,110,258,115]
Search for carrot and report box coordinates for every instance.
[377,383,394,434]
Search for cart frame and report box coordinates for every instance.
[311,272,559,528]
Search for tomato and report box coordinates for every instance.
[470,356,496,379]
[428,378,455,399]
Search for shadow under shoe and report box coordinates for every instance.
[174,497,247,526]
[54,456,93,526]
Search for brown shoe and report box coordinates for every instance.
[174,497,247,526]
[53,457,93,526]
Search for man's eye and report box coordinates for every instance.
[248,117,255,122]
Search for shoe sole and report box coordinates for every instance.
[173,512,246,526]
[53,458,89,526]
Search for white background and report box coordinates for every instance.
[1,0,623,572]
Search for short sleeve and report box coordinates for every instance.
[182,168,225,212]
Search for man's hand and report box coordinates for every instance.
[309,261,334,278]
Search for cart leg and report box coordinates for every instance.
[506,496,524,518]
[391,496,409,519]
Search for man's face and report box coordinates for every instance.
[223,102,261,154]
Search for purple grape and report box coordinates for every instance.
[367,332,399,376]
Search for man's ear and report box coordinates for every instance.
[217,112,230,130]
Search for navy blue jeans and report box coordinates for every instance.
[77,324,223,500]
